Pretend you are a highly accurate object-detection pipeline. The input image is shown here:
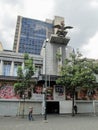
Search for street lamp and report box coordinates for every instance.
[43,39,49,120]
[22,94,25,118]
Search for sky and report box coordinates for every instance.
[0,0,98,59]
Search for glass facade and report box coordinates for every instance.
[19,18,53,55]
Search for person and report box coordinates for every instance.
[74,105,78,114]
[28,107,33,121]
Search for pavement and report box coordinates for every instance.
[0,114,98,130]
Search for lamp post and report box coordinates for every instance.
[22,94,25,118]
[43,39,48,120]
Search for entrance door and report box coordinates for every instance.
[46,101,59,114]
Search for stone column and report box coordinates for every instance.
[10,61,14,76]
[22,62,24,70]
[0,60,3,75]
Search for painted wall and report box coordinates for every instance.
[0,83,19,99]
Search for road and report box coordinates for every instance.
[0,114,98,130]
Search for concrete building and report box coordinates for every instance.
[0,16,76,116]
[0,50,43,77]
[39,16,70,75]
[41,36,70,76]
[0,15,98,116]
[0,49,72,116]
[0,38,97,117]
[0,49,43,116]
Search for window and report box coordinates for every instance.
[13,62,21,76]
[3,62,11,76]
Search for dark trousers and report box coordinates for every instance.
[28,113,33,121]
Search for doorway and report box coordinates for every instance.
[46,101,59,114]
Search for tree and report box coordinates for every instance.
[56,51,98,116]
[14,53,35,99]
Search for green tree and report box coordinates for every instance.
[14,53,35,99]
[56,51,98,116]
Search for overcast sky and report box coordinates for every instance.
[0,0,98,59]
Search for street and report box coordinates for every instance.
[0,114,98,130]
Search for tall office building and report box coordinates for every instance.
[13,16,53,55]
[13,16,64,55]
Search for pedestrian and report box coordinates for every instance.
[28,107,33,121]
[74,105,78,114]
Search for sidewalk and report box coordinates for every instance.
[0,114,98,130]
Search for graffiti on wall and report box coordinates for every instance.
[0,84,19,99]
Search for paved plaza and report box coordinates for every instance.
[0,114,98,130]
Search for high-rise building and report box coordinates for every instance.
[13,16,53,55]
[13,16,64,55]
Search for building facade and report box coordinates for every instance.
[13,16,65,55]
[0,16,75,115]
[0,50,98,116]
[1,16,97,116]
[0,50,43,98]
[0,50,43,77]
[13,16,53,55]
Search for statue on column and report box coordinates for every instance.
[53,21,73,37]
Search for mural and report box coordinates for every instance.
[55,85,64,96]
[32,85,43,101]
[33,85,43,94]
[1,82,98,101]
[33,85,53,100]
[54,85,65,100]
[0,83,19,99]
[46,87,53,100]
[77,88,98,100]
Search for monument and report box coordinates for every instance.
[50,21,73,45]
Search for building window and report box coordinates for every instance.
[34,65,42,76]
[3,61,11,76]
[13,62,22,76]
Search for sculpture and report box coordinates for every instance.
[53,21,73,37]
